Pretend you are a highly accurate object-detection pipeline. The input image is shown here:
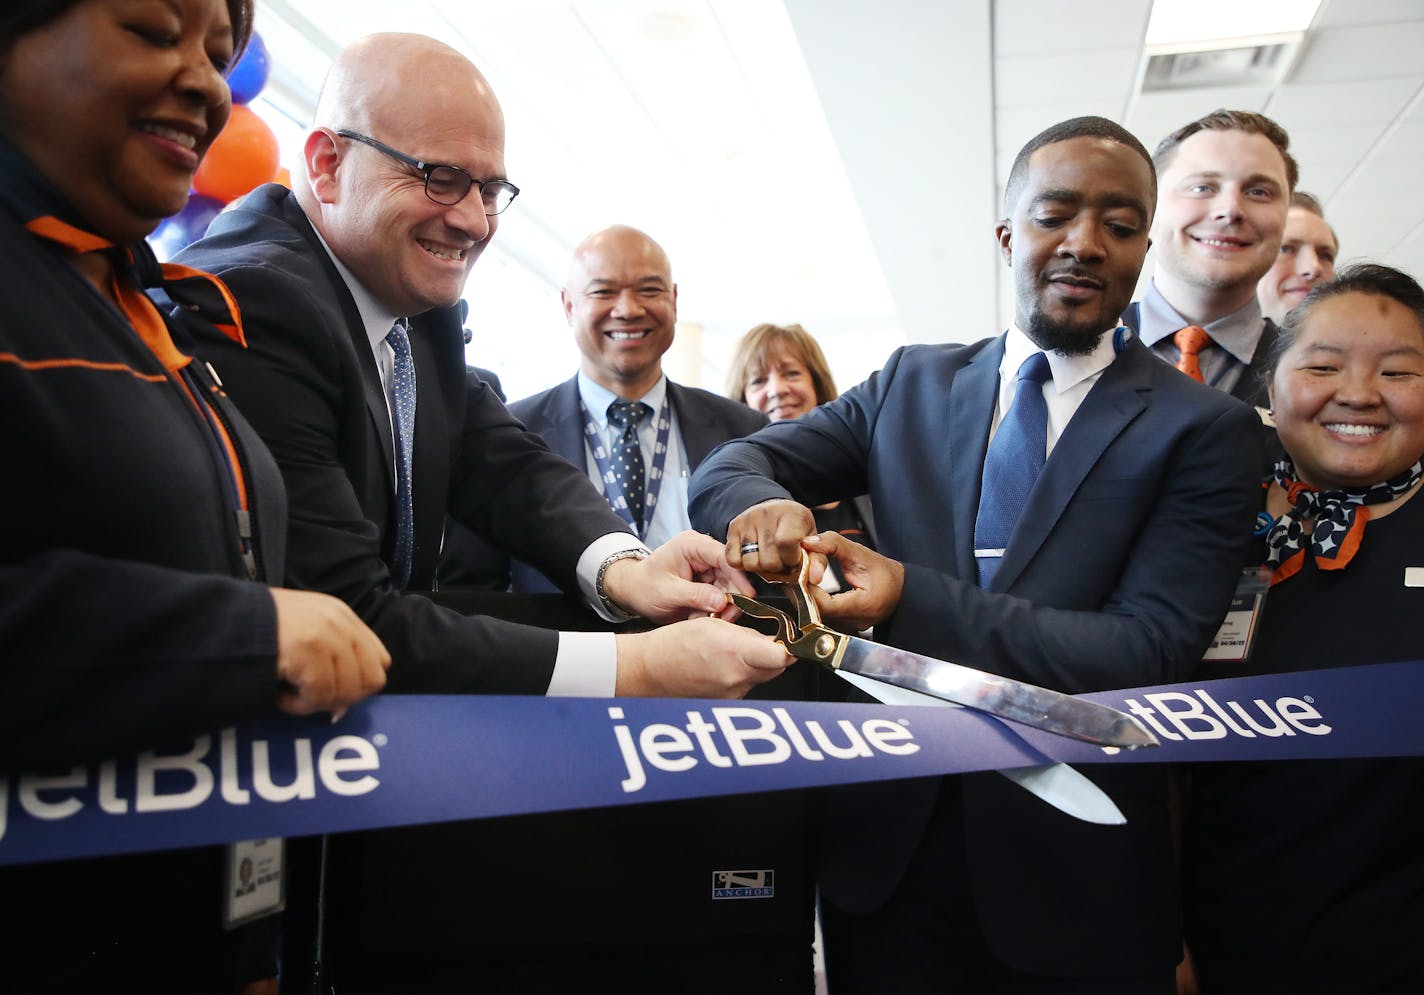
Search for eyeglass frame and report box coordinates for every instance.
[334,129,520,216]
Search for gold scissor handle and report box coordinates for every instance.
[727,554,847,667]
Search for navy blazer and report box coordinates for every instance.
[174,184,633,694]
[463,374,768,593]
[690,334,1263,977]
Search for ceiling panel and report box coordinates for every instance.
[1286,123,1392,168]
[1296,162,1354,203]
[1334,153,1424,198]
[1265,77,1423,128]
[994,50,1140,110]
[1290,21,1424,82]
[1314,0,1424,29]
[1343,220,1424,262]
[993,0,1152,56]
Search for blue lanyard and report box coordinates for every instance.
[580,395,672,540]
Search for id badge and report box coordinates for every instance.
[1202,567,1270,663]
[223,838,285,928]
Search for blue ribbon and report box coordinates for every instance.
[4,660,1422,866]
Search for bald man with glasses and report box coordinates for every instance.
[171,32,791,701]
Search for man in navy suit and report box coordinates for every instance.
[443,225,766,592]
[690,117,1263,991]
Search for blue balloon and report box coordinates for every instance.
[228,32,270,105]
[148,194,225,259]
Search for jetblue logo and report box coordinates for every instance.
[0,728,383,845]
[713,869,774,900]
[1105,689,1331,753]
[610,705,919,793]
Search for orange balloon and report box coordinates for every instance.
[272,166,292,188]
[194,104,279,204]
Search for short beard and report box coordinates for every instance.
[1023,311,1107,357]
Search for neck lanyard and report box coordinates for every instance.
[580,395,672,539]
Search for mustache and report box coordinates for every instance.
[1045,268,1104,289]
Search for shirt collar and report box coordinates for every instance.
[310,226,401,353]
[1003,323,1118,393]
[1139,279,1264,365]
[577,371,668,428]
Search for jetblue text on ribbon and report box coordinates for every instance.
[3,660,1422,866]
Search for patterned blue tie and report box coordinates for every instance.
[606,399,651,532]
[974,351,1052,588]
[386,320,417,589]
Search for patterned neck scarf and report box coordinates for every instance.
[1265,458,1424,584]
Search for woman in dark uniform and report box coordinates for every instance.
[0,2,388,990]
[1185,264,1424,994]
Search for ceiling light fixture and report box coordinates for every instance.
[1139,0,1323,91]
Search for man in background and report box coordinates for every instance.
[1257,190,1338,324]
[1127,109,1296,410]
[442,225,766,590]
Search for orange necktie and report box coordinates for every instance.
[1174,325,1211,383]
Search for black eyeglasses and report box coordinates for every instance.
[335,130,520,216]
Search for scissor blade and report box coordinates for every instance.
[996,765,1126,825]
[834,670,1126,825]
[837,638,1157,749]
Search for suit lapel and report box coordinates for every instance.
[547,376,586,467]
[267,189,399,489]
[947,338,1002,581]
[994,339,1150,590]
[1230,318,1277,408]
[668,382,716,468]
[406,310,462,583]
[360,338,397,492]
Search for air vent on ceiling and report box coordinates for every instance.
[1142,34,1303,92]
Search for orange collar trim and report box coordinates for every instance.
[161,262,247,348]
[24,215,112,254]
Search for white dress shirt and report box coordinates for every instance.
[993,323,1121,454]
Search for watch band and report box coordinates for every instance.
[595,548,649,621]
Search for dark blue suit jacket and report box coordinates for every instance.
[510,375,768,591]
[441,374,767,592]
[690,333,1263,977]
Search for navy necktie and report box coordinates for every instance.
[386,320,417,589]
[606,399,651,531]
[974,351,1052,588]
